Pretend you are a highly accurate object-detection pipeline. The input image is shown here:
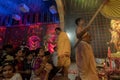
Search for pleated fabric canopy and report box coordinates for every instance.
[100,0,120,19]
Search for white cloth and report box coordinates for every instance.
[52,51,58,67]
[30,75,41,80]
[3,73,22,80]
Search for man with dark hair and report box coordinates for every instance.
[55,27,62,31]
[75,17,84,26]
[55,27,71,78]
[48,27,71,80]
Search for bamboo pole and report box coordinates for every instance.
[74,0,108,48]
[55,0,64,30]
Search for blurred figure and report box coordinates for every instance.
[30,47,53,80]
[75,18,98,80]
[2,44,14,61]
[14,47,24,79]
[23,50,33,80]
[30,56,52,80]
[55,27,71,78]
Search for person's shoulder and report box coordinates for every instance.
[11,73,22,79]
[13,73,21,77]
[61,31,67,35]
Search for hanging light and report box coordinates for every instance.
[19,3,29,13]
[12,14,21,21]
[49,5,57,14]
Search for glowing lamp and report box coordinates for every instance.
[19,3,29,13]
[49,5,57,14]
[12,14,21,21]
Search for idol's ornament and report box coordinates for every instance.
[110,20,120,52]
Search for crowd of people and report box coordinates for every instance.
[0,27,71,80]
[0,18,99,80]
[0,44,53,80]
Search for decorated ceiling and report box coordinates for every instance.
[0,0,59,26]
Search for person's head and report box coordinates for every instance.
[14,47,24,61]
[44,51,50,56]
[30,50,36,57]
[2,61,15,79]
[3,44,13,51]
[3,44,13,55]
[55,27,62,35]
[36,48,45,58]
[44,51,51,63]
[25,51,33,61]
[15,47,23,56]
[22,47,29,59]
[75,17,85,26]
[53,46,57,51]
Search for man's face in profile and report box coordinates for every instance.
[55,30,60,35]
